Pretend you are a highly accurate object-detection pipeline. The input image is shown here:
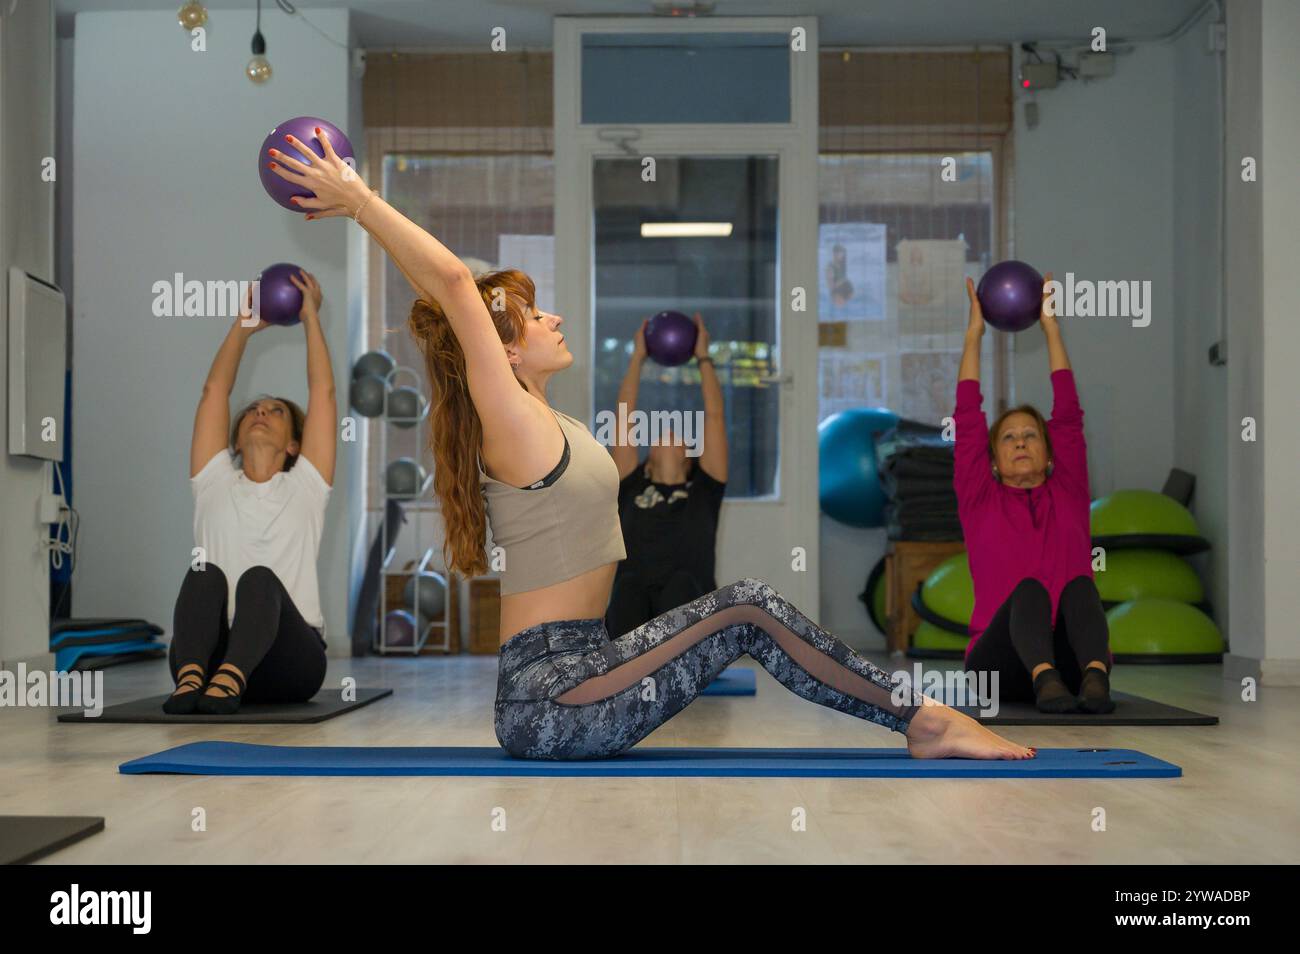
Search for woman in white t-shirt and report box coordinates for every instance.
[165,270,336,715]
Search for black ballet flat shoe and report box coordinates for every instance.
[1077,668,1116,715]
[1032,668,1078,714]
[162,670,207,715]
[196,666,247,716]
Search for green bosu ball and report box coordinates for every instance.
[1105,598,1224,659]
[1095,549,1204,604]
[912,620,971,653]
[920,552,974,625]
[1090,490,1209,554]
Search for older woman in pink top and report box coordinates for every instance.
[953,274,1114,714]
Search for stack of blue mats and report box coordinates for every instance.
[51,618,165,672]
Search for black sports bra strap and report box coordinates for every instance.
[525,430,571,489]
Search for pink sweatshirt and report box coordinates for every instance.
[954,369,1094,660]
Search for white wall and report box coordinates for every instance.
[1255,0,1300,675]
[1171,6,1229,645]
[1012,42,1177,496]
[1223,0,1300,682]
[0,0,55,665]
[70,9,358,651]
[1223,0,1265,668]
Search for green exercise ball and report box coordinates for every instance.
[920,552,974,625]
[912,620,970,653]
[1095,549,1203,604]
[1105,598,1224,659]
[1090,490,1209,553]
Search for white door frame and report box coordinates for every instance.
[553,16,821,609]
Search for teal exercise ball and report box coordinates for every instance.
[818,408,898,528]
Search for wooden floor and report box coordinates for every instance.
[3,652,1298,864]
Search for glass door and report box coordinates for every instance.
[555,16,820,608]
[592,155,781,498]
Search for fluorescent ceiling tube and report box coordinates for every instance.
[640,222,734,237]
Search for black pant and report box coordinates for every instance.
[965,576,1110,703]
[605,568,710,639]
[169,564,327,703]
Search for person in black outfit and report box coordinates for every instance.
[606,313,729,638]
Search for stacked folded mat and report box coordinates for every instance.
[51,618,166,672]
[872,420,962,542]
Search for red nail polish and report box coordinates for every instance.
[269,162,277,169]
[269,148,278,156]
[315,127,321,134]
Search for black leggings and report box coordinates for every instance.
[606,568,709,639]
[169,564,327,703]
[965,576,1110,703]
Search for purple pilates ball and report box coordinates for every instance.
[256,263,304,326]
[644,310,698,367]
[258,116,355,212]
[383,609,423,648]
[976,260,1044,333]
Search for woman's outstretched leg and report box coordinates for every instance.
[495,578,1034,761]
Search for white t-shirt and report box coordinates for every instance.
[191,449,331,633]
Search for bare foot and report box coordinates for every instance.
[905,699,1036,760]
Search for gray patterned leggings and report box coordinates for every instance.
[495,577,925,760]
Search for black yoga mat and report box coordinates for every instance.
[57,688,392,724]
[951,691,1217,725]
[0,816,105,865]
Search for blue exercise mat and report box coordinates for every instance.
[55,637,163,673]
[700,667,756,696]
[120,742,1180,778]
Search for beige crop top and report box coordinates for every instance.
[477,408,627,595]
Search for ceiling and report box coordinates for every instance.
[54,0,1211,48]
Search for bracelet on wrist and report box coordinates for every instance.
[353,189,378,224]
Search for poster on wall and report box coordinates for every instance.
[817,223,886,322]
[498,235,555,313]
[818,351,886,423]
[897,238,969,341]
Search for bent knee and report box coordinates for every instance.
[1061,574,1098,595]
[235,565,280,591]
[1012,577,1050,599]
[184,563,228,590]
[732,577,777,604]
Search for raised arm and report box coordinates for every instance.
[1040,272,1070,373]
[291,270,337,485]
[611,319,648,480]
[693,313,728,483]
[958,277,984,383]
[1040,275,1087,494]
[953,277,993,506]
[269,129,464,307]
[191,289,261,478]
[269,128,536,442]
